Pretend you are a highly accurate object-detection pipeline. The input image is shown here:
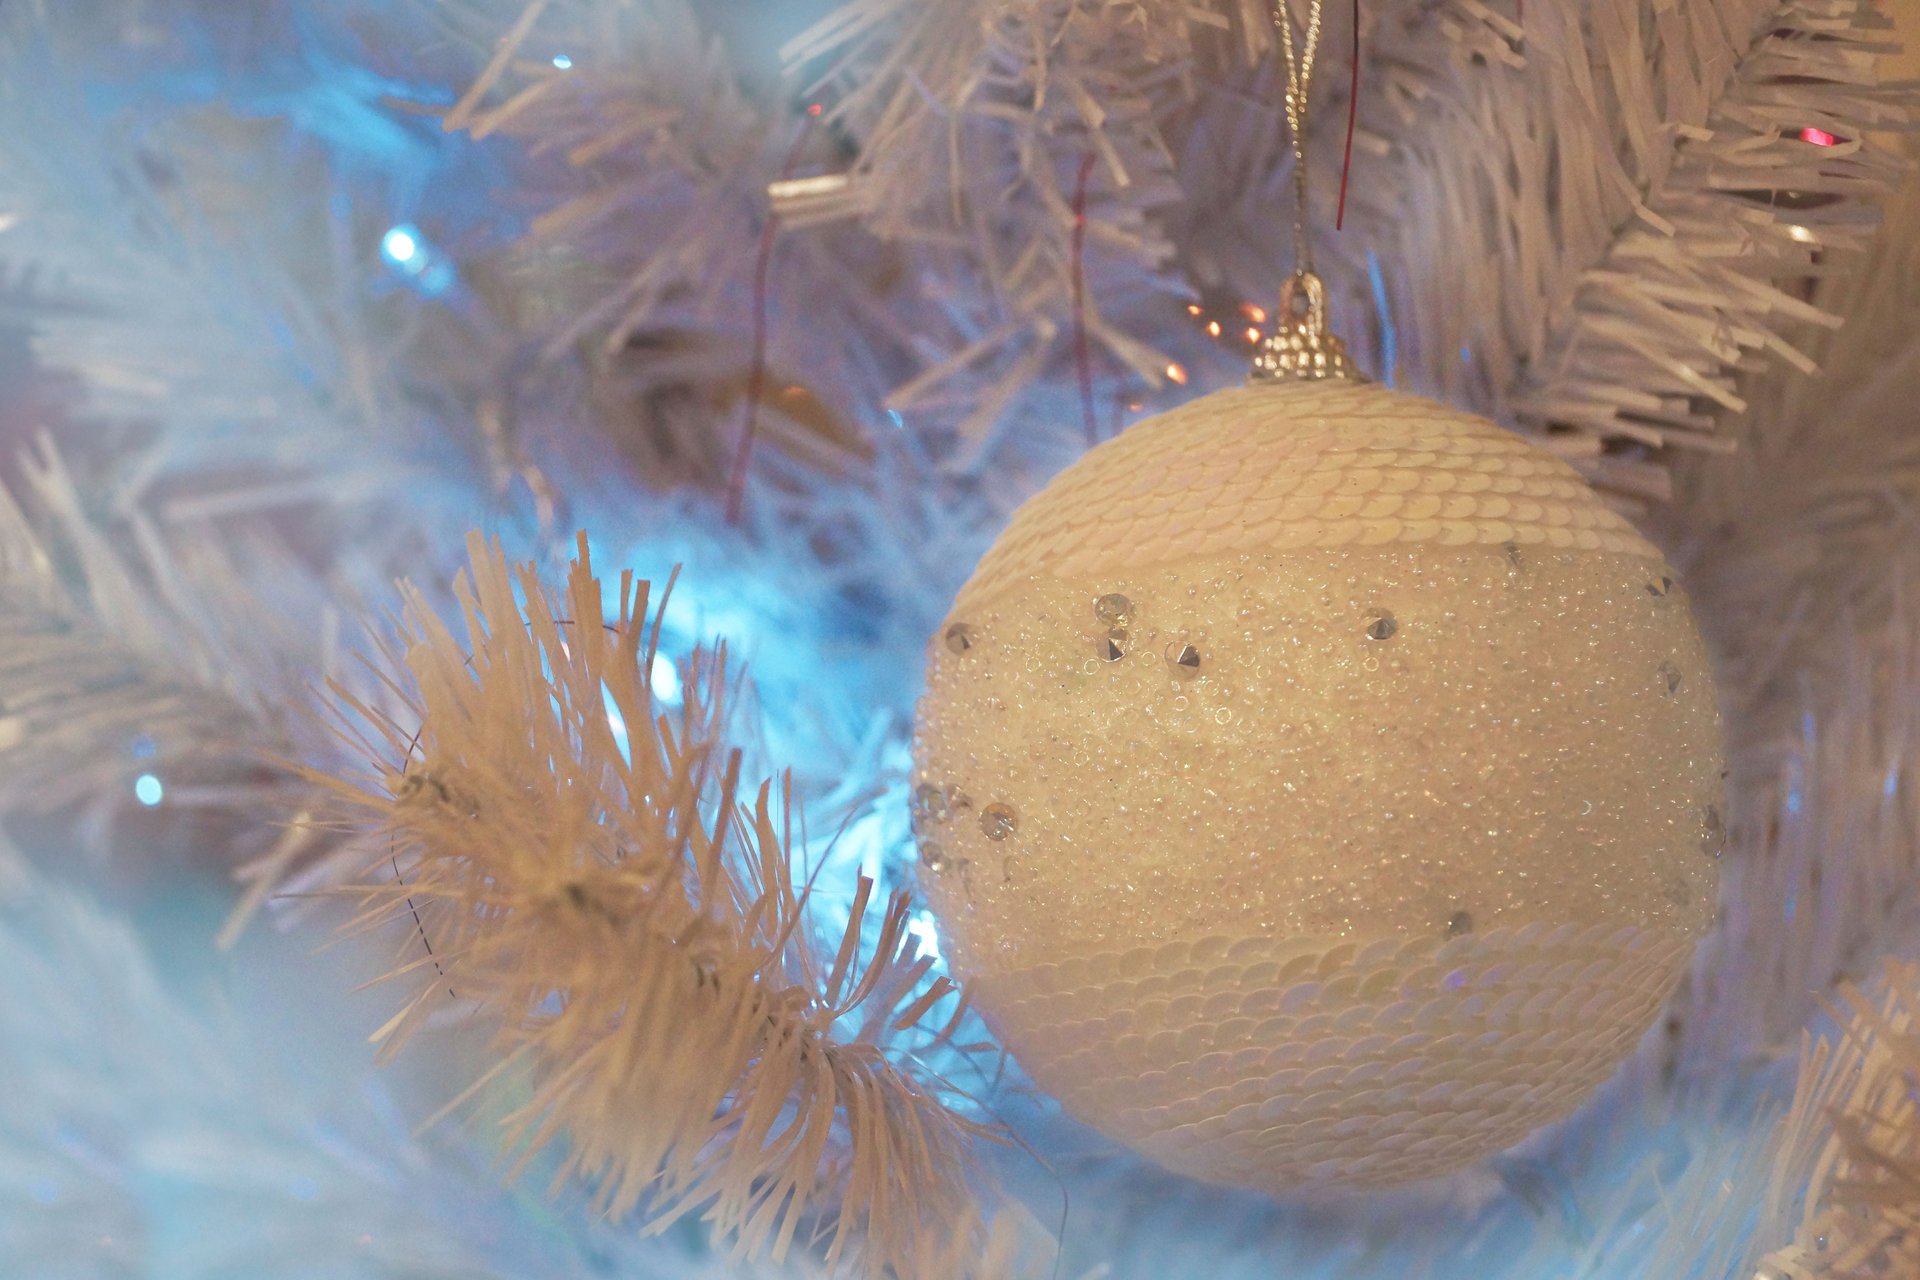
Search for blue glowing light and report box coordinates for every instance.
[650,660,683,705]
[906,910,944,962]
[603,687,632,762]
[379,223,455,297]
[381,225,419,265]
[130,733,156,759]
[887,409,905,430]
[552,54,573,69]
[1366,250,1398,389]
[134,773,164,806]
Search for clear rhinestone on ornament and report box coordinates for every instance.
[919,840,951,873]
[1446,910,1474,937]
[980,803,1018,841]
[944,623,975,654]
[1099,629,1128,662]
[1659,661,1684,695]
[1366,613,1398,642]
[1647,575,1674,598]
[1166,642,1202,674]
[1094,593,1134,625]
[1702,804,1726,858]
[911,783,953,828]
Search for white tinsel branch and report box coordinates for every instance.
[300,532,999,1276]
[0,838,871,1278]
[0,6,551,525]
[1755,961,1920,1278]
[0,437,320,858]
[1164,0,1910,503]
[1671,156,1920,1071]
[783,0,1247,460]
[1325,0,1906,503]
[776,0,1910,494]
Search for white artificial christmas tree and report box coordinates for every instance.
[1,1,1917,1276]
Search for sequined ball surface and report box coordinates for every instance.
[911,381,1724,1191]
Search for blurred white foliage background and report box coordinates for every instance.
[2,1,1920,1276]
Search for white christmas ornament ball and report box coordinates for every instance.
[912,381,1724,1192]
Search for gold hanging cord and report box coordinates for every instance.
[1251,0,1365,383]
[1276,0,1324,280]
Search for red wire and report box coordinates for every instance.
[1336,0,1360,231]
[1069,150,1100,447]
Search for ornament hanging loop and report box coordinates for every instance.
[1251,270,1366,383]
[1282,269,1326,321]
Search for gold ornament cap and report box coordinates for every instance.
[1249,271,1367,384]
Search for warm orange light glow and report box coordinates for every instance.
[1165,363,1189,385]
[1207,321,1222,337]
[1186,303,1203,316]
[1245,327,1262,343]
[1243,304,1268,323]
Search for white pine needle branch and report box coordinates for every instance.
[1755,961,1920,1278]
[785,0,1219,456]
[1667,159,1920,1068]
[1356,0,1908,502]
[306,532,995,1275]
[0,436,319,853]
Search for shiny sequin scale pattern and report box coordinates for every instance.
[979,925,1692,1189]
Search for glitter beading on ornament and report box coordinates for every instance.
[913,380,1724,1192]
[1702,804,1727,858]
